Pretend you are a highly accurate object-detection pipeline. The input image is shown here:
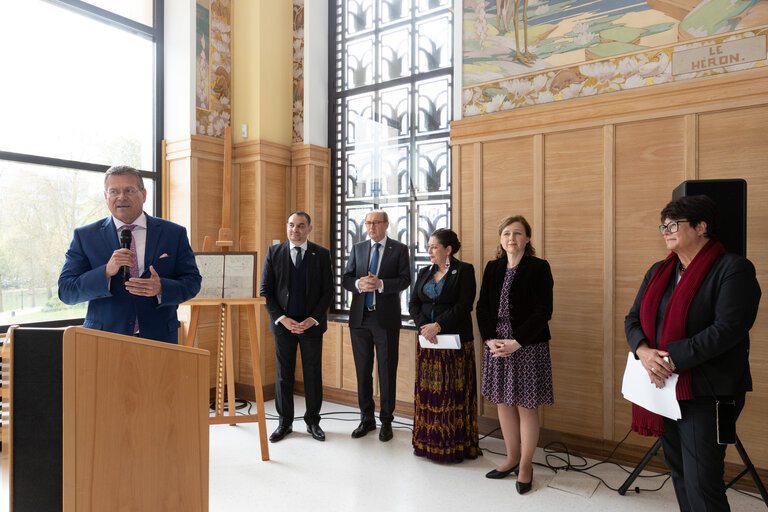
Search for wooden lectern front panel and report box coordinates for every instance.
[62,328,209,512]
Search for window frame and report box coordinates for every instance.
[328,0,454,317]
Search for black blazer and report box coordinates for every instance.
[476,256,553,346]
[408,259,476,344]
[625,252,761,397]
[342,237,411,328]
[260,241,333,335]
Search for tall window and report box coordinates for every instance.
[330,0,453,314]
[0,0,162,327]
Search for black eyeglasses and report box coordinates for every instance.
[659,220,690,235]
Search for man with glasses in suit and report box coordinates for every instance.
[343,210,411,441]
[58,165,201,344]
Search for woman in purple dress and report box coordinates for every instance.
[409,228,480,462]
[476,216,554,494]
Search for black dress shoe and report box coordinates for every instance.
[378,422,393,442]
[351,420,377,438]
[307,423,325,441]
[516,470,533,495]
[269,425,292,443]
[485,464,519,479]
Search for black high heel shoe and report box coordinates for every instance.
[485,463,519,479]
[516,469,533,494]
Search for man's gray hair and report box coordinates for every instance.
[104,165,145,191]
[367,209,388,223]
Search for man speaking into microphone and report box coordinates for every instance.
[58,165,201,343]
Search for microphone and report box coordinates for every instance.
[120,228,133,284]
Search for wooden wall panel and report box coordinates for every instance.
[313,169,327,247]
[543,128,604,435]
[698,107,768,465]
[295,166,307,214]
[459,144,476,263]
[322,323,341,388]
[613,116,687,437]
[195,157,225,248]
[341,326,357,393]
[167,160,192,233]
[395,329,417,404]
[481,138,534,259]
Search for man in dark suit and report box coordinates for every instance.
[260,211,333,443]
[58,165,201,344]
[342,210,411,441]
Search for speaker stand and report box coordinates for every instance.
[728,437,768,505]
[618,436,768,505]
[618,438,664,495]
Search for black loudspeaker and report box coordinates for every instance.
[672,179,746,257]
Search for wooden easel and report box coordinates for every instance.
[182,126,269,461]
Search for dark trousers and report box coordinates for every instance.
[273,331,323,427]
[350,311,400,423]
[661,394,745,512]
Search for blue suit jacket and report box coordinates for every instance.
[58,214,202,343]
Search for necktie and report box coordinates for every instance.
[121,224,140,334]
[294,246,302,268]
[364,242,381,309]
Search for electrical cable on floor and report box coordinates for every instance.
[479,428,672,494]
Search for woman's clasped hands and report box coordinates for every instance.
[486,338,522,357]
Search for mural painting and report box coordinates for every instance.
[195,1,210,111]
[462,0,768,116]
[293,0,305,144]
[195,0,232,137]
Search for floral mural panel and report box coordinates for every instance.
[196,2,210,111]
[462,0,768,116]
[196,0,232,137]
[293,0,305,143]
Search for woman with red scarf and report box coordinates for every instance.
[625,195,761,511]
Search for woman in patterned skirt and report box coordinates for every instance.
[476,215,554,494]
[409,228,480,462]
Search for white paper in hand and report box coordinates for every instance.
[418,334,461,349]
[622,352,681,420]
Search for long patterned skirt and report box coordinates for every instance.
[412,342,481,462]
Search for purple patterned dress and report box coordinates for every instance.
[481,266,554,409]
[412,274,480,462]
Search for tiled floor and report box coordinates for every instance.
[208,400,766,512]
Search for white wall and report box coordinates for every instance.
[164,0,195,139]
[304,0,329,146]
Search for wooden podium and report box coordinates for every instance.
[1,326,210,512]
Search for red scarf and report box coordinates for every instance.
[631,239,725,436]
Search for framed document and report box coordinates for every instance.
[194,252,258,299]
